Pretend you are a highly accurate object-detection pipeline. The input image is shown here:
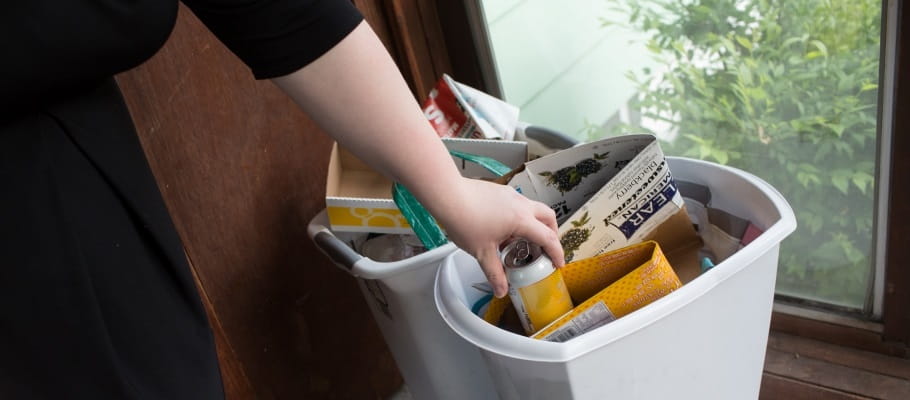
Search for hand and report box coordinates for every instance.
[432,178,564,298]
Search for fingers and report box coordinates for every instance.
[533,201,559,233]
[513,216,565,269]
[530,200,564,267]
[476,247,509,298]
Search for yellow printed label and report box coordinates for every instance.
[326,206,411,228]
[512,272,574,335]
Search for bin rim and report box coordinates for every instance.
[307,210,457,280]
[435,156,797,362]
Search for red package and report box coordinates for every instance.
[423,76,480,138]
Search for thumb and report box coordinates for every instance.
[476,247,509,298]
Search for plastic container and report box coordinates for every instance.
[307,211,498,400]
[514,123,580,158]
[308,125,577,399]
[435,157,797,400]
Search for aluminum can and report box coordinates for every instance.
[501,239,574,335]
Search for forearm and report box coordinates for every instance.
[272,20,563,297]
[271,21,463,220]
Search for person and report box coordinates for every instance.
[1,0,563,398]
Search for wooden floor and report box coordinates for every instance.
[760,332,910,399]
[387,330,910,399]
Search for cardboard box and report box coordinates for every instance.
[505,134,697,263]
[533,241,681,341]
[482,241,682,342]
[325,138,528,234]
[506,134,656,224]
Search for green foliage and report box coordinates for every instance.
[603,0,881,307]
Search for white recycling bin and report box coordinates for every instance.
[307,124,578,399]
[435,157,797,400]
[307,211,498,400]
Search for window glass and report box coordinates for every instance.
[480,0,882,309]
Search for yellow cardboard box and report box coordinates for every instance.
[325,138,528,234]
[483,241,682,341]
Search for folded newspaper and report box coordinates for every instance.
[506,134,687,262]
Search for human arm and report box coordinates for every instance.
[271,21,564,297]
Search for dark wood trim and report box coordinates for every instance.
[353,1,455,102]
[433,0,488,91]
[187,254,257,399]
[762,332,910,399]
[771,312,908,358]
[414,0,453,89]
[386,0,442,101]
[351,0,418,97]
[767,331,910,380]
[763,348,908,399]
[372,0,453,102]
[351,1,405,68]
[883,0,910,346]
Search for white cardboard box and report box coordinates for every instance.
[506,134,655,223]
[325,138,528,234]
[505,134,688,262]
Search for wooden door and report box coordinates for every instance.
[115,2,453,399]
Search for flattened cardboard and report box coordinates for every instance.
[534,241,681,342]
[482,241,684,341]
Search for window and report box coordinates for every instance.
[464,0,897,317]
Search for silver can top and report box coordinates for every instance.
[502,239,542,269]
[501,239,555,288]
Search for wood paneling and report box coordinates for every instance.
[357,0,452,102]
[116,4,404,399]
[188,257,257,399]
[760,374,870,400]
[433,0,489,91]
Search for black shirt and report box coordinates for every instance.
[2,0,363,119]
[0,1,362,398]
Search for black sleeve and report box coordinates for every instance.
[182,0,364,79]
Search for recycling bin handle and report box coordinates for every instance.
[524,125,580,149]
[312,230,363,271]
[307,210,461,279]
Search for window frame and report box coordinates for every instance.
[880,0,910,351]
[434,0,910,355]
